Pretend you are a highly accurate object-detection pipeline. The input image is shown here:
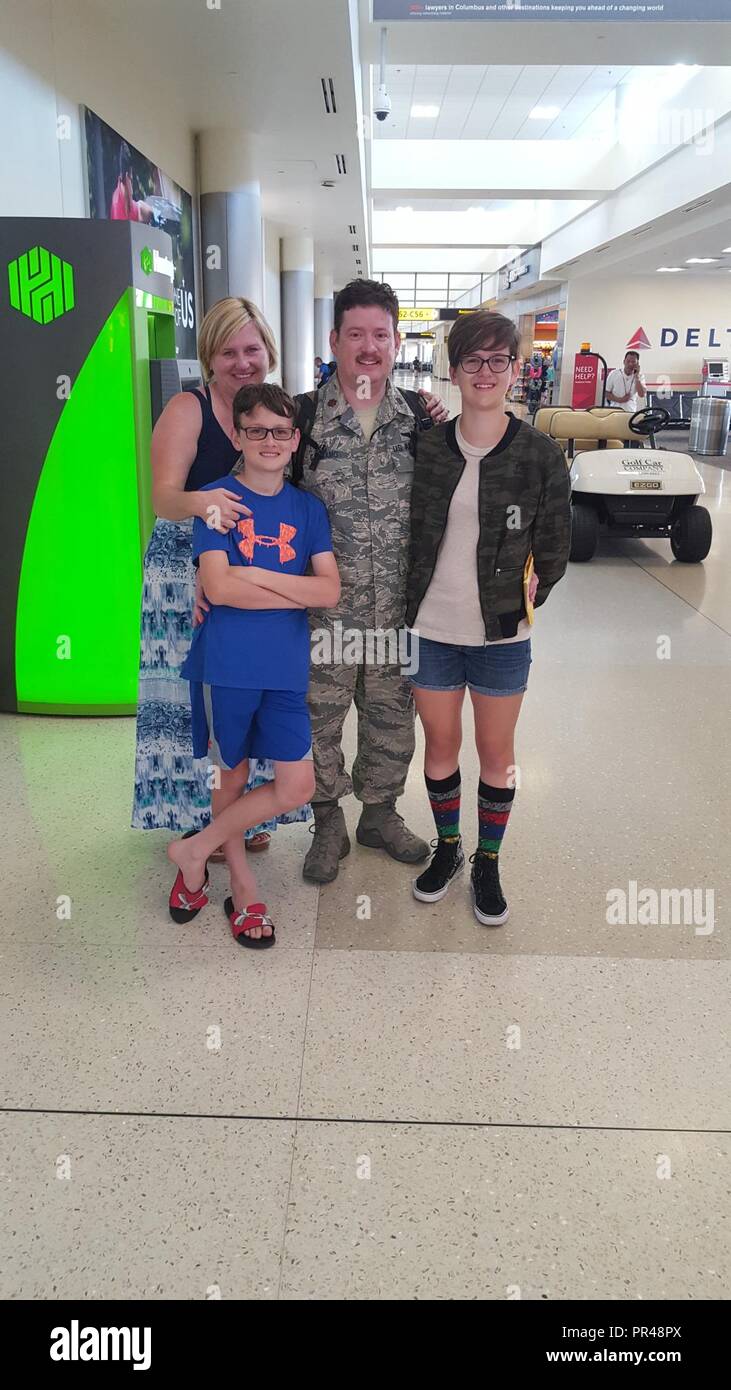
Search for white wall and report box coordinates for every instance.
[560,275,729,404]
[0,0,194,220]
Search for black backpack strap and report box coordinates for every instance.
[291,391,320,485]
[399,386,435,457]
[399,387,433,429]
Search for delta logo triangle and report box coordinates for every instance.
[627,326,652,351]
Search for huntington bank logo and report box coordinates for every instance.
[8,245,75,325]
[141,245,175,280]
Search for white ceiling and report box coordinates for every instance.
[374,64,634,141]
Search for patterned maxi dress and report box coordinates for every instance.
[131,385,312,834]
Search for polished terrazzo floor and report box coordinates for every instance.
[2,382,729,1299]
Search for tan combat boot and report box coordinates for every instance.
[356,802,429,864]
[302,801,351,884]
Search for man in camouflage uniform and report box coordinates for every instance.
[297,279,445,883]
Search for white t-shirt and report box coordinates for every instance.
[413,418,531,647]
[606,366,647,413]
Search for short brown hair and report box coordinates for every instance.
[197,297,278,382]
[334,278,399,334]
[448,310,520,370]
[232,383,296,432]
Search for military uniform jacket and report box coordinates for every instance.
[296,375,417,631]
[405,415,571,642]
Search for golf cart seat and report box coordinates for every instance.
[536,405,622,433]
[533,406,666,459]
[539,408,626,460]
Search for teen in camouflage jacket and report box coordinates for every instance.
[405,308,571,932]
[405,416,571,640]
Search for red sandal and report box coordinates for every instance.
[245,831,271,853]
[224,897,276,949]
[169,866,210,924]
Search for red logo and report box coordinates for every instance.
[237,519,297,563]
[627,326,652,351]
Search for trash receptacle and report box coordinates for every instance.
[689,396,731,456]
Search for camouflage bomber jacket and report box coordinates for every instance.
[405,415,572,642]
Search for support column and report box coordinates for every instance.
[314,271,334,361]
[281,235,314,395]
[198,131,263,310]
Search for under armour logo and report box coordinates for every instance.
[237,518,297,563]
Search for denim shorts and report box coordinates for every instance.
[406,634,532,697]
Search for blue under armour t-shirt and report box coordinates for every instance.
[182,475,333,692]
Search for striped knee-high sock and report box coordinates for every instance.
[477,781,515,858]
[425,769,461,842]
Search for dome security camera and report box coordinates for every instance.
[374,83,392,123]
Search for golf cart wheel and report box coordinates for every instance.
[570,502,599,562]
[670,505,712,563]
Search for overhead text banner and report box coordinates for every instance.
[373,1,725,21]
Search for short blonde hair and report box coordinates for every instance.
[197,297,278,382]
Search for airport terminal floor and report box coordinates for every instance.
[2,376,729,1302]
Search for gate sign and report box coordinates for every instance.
[398,306,436,321]
[373,2,726,21]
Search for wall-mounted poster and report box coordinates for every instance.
[373,1,726,21]
[83,107,196,358]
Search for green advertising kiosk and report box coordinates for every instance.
[0,217,179,715]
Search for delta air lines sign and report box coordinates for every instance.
[627,323,731,352]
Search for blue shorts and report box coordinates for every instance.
[190,684,312,770]
[406,635,532,697]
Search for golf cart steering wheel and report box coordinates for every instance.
[629,406,670,436]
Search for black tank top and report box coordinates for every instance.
[184,385,241,491]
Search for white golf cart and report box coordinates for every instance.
[559,406,713,564]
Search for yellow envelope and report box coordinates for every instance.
[523,552,535,626]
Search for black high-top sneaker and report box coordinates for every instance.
[469,851,509,926]
[412,837,464,903]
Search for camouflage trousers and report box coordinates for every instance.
[307,658,416,805]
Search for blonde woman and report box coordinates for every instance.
[132,297,310,844]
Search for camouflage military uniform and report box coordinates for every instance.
[297,374,417,805]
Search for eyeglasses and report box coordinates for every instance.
[460,353,515,375]
[239,426,297,441]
